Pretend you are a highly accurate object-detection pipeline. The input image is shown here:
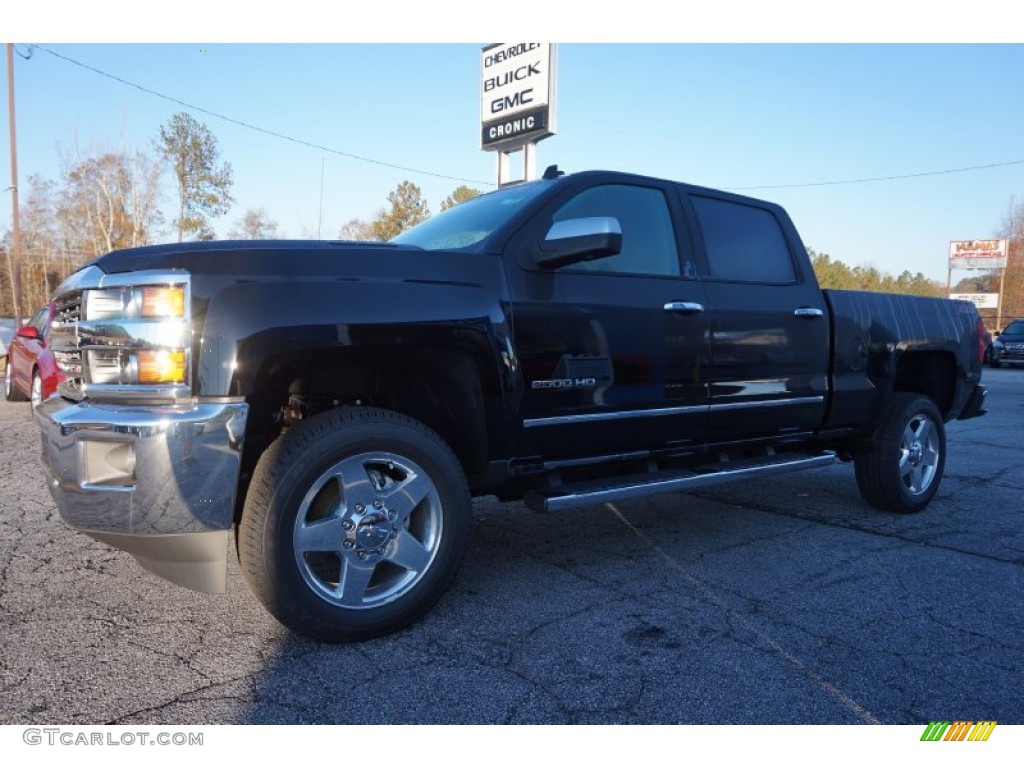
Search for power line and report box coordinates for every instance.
[33,45,493,187]
[730,159,1024,191]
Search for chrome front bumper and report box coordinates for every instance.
[36,397,248,593]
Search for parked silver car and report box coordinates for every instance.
[0,318,18,365]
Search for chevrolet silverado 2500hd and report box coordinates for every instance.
[36,168,987,641]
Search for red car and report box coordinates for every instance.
[4,303,64,406]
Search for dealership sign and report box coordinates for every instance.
[949,293,999,309]
[480,43,557,150]
[949,239,1009,270]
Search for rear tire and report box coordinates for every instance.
[239,406,471,642]
[854,393,945,513]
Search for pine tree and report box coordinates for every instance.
[157,112,234,241]
[370,181,430,241]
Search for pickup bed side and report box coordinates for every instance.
[823,289,985,436]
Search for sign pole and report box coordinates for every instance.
[524,141,537,182]
[496,151,511,188]
[997,266,1007,330]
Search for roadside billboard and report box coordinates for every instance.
[948,239,1009,270]
[949,293,999,309]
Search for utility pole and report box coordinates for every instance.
[6,44,24,324]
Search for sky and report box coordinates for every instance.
[3,5,1023,284]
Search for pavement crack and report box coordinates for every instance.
[105,672,260,724]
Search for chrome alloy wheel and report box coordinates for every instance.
[292,452,443,610]
[899,412,940,496]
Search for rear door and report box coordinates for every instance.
[681,190,829,445]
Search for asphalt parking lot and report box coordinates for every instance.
[1,370,1022,725]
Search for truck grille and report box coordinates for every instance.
[51,291,86,396]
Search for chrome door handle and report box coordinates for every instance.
[793,307,824,319]
[664,301,705,314]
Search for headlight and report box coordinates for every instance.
[141,287,186,318]
[84,286,186,321]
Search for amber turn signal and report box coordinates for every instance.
[138,350,186,384]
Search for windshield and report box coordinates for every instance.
[392,181,550,250]
[1003,321,1024,335]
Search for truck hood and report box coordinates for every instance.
[87,239,440,277]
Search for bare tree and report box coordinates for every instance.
[997,198,1024,322]
[126,149,164,248]
[0,146,164,316]
[1,176,68,313]
[337,217,376,242]
[229,208,279,240]
[62,149,163,256]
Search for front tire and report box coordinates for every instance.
[854,393,945,513]
[239,407,471,642]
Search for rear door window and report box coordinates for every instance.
[692,196,797,284]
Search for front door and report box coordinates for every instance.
[507,178,711,460]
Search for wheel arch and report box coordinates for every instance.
[234,343,494,522]
[893,350,957,418]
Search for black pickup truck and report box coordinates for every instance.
[36,168,987,641]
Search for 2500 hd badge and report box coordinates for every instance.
[531,378,598,389]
